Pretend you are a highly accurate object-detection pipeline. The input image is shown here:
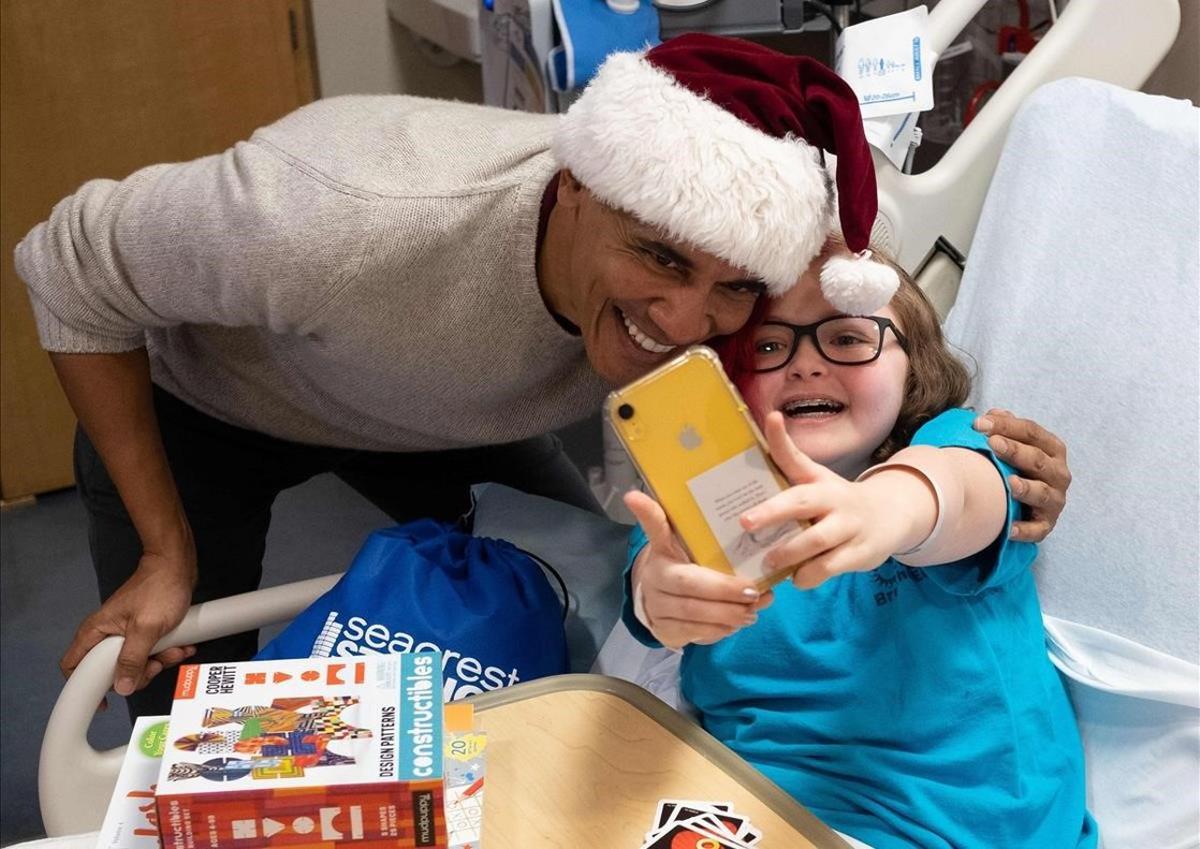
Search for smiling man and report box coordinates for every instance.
[538,175,768,386]
[14,34,1073,720]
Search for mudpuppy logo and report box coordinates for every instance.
[412,790,436,847]
[310,611,520,700]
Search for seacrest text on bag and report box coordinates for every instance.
[315,611,520,700]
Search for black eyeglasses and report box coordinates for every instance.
[751,316,909,372]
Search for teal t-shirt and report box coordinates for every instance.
[623,408,1097,848]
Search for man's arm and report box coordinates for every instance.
[15,142,373,358]
[52,349,197,697]
[14,137,371,698]
[972,409,1071,542]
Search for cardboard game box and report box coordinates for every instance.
[441,703,486,849]
[156,653,447,849]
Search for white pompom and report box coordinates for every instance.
[819,251,901,315]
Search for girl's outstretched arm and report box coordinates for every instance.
[743,412,1008,589]
[858,444,1008,568]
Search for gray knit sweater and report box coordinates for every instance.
[15,96,608,451]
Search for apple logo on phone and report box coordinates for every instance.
[678,425,702,450]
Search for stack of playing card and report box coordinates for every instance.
[639,800,762,848]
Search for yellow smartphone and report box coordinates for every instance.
[606,346,802,590]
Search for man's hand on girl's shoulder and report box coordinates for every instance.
[973,408,1071,543]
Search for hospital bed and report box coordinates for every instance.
[37,2,1196,846]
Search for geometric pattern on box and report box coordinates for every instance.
[202,697,372,741]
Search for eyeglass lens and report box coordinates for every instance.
[753,317,885,370]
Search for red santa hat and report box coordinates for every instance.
[552,33,899,315]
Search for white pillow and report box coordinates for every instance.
[591,619,688,711]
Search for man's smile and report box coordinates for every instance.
[617,306,677,355]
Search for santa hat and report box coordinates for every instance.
[552,33,899,315]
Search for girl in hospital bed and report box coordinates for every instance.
[622,239,1097,849]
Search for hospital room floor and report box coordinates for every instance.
[0,418,601,846]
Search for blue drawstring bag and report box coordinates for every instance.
[256,519,569,701]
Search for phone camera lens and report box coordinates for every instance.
[617,404,635,420]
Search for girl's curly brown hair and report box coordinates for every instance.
[712,238,971,464]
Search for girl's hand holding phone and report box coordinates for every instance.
[624,490,774,650]
[742,412,931,589]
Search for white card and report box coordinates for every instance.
[686,448,798,581]
[835,6,935,120]
[864,111,920,169]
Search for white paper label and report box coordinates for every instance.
[864,111,920,169]
[835,6,935,120]
[686,448,798,581]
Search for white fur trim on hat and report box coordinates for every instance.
[819,250,901,315]
[552,51,833,294]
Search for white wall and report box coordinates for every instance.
[309,0,483,101]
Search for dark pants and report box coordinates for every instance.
[75,386,599,720]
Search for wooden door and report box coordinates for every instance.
[1,0,317,500]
